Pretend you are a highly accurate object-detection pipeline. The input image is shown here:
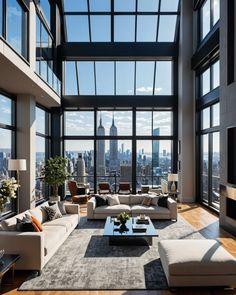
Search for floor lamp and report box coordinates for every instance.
[8,159,27,214]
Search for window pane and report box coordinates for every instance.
[90,16,111,42]
[63,0,88,12]
[39,0,50,27]
[114,16,135,42]
[65,140,94,190]
[114,0,136,12]
[65,111,94,136]
[137,140,153,187]
[158,15,177,42]
[201,68,210,96]
[160,0,179,11]
[137,16,158,42]
[0,129,12,178]
[36,107,46,134]
[0,0,2,35]
[136,62,155,95]
[65,62,78,95]
[66,16,90,42]
[212,132,220,205]
[35,137,45,176]
[201,134,209,202]
[0,95,12,125]
[202,107,210,130]
[154,140,172,179]
[155,61,172,95]
[89,0,110,11]
[153,111,172,135]
[97,111,132,136]
[212,103,220,127]
[213,0,220,25]
[136,111,152,135]
[201,0,210,40]
[116,62,135,95]
[138,0,159,12]
[6,0,24,55]
[95,62,114,95]
[97,140,132,188]
[213,60,220,89]
[77,61,95,95]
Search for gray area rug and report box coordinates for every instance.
[19,216,204,290]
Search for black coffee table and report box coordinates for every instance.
[0,254,20,287]
[103,216,158,246]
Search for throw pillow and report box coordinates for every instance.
[57,201,67,215]
[44,203,63,221]
[107,195,120,206]
[16,215,38,232]
[95,195,108,207]
[31,215,43,231]
[141,196,152,206]
[151,195,159,206]
[158,195,168,208]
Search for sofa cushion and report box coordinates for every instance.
[43,214,78,231]
[29,206,48,224]
[95,204,131,214]
[44,204,63,221]
[95,195,108,207]
[141,196,152,206]
[117,195,130,205]
[158,240,236,276]
[43,225,67,256]
[107,195,120,206]
[130,194,144,205]
[131,205,169,215]
[1,211,29,231]
[158,195,168,208]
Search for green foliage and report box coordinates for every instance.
[117,211,130,222]
[42,156,69,197]
[0,178,18,211]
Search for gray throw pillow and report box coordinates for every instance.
[57,201,67,215]
[44,204,63,221]
[107,195,120,206]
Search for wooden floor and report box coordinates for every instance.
[2,203,236,295]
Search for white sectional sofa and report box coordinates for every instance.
[87,194,177,220]
[0,201,80,273]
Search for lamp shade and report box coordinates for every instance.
[8,159,27,171]
[168,173,178,182]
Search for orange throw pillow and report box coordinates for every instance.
[31,215,43,232]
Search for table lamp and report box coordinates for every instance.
[168,173,178,192]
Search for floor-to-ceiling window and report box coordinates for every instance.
[0,0,28,59]
[0,93,16,216]
[35,106,50,202]
[64,109,174,193]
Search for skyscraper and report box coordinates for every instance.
[97,114,106,176]
[109,114,118,171]
[153,128,160,169]
[76,153,86,184]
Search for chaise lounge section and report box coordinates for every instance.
[87,194,177,220]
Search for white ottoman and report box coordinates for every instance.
[159,240,236,287]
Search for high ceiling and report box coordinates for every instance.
[62,0,180,43]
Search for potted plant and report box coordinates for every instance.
[117,212,130,225]
[42,156,69,201]
[0,178,19,216]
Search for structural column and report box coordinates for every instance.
[17,95,36,212]
[178,0,195,202]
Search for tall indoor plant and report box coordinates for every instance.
[43,156,69,201]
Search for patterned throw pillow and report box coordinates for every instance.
[44,204,63,221]
[141,196,152,206]
[48,201,67,215]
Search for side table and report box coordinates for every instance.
[0,254,20,287]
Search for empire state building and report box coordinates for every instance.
[109,115,118,171]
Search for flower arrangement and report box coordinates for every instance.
[117,212,130,224]
[0,178,19,211]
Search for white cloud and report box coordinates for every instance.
[1,107,10,114]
